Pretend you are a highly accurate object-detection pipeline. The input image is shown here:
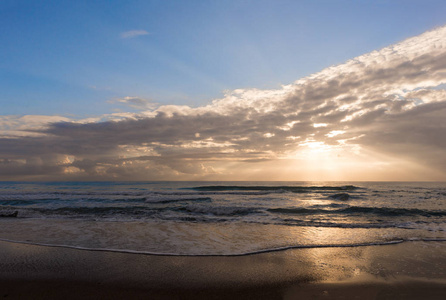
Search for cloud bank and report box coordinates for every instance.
[1,26,446,181]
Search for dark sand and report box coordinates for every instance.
[0,240,445,299]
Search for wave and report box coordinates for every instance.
[278,219,417,229]
[145,197,212,204]
[0,191,147,197]
[328,193,350,200]
[0,185,361,203]
[0,237,444,257]
[187,185,359,192]
[268,206,446,217]
[9,204,257,219]
[4,202,445,226]
[5,208,443,231]
[176,205,259,216]
[0,196,212,207]
[33,206,160,217]
[1,202,255,219]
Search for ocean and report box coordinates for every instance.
[0,181,445,256]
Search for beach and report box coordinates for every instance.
[0,240,445,299]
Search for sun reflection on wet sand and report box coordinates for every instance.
[0,218,420,256]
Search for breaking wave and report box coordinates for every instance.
[268,206,446,217]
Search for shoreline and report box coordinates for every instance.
[0,236,420,257]
[0,236,445,257]
[0,240,445,299]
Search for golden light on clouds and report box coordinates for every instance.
[1,26,446,181]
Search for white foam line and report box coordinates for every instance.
[0,237,444,257]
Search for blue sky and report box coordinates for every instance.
[1,0,445,116]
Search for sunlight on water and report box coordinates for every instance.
[0,181,444,255]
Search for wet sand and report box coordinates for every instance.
[0,240,445,299]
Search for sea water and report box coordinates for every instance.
[0,181,444,255]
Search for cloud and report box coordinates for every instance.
[120,30,150,39]
[112,96,158,110]
[1,26,446,181]
[0,115,72,138]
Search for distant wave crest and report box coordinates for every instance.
[187,185,358,192]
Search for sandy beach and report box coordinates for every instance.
[0,240,445,299]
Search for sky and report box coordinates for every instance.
[1,0,446,181]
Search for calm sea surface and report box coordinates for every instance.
[0,181,445,255]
